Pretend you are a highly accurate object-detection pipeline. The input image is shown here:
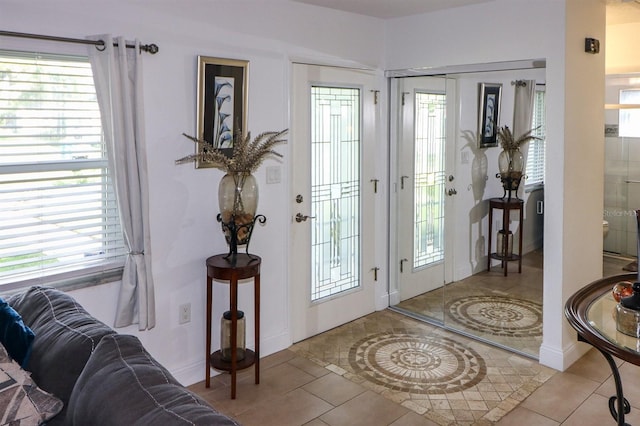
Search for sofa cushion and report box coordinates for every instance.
[67,334,239,426]
[0,341,63,425]
[7,286,116,412]
[0,296,34,368]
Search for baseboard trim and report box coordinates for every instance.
[538,340,589,371]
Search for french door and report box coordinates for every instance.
[394,76,456,323]
[290,64,377,342]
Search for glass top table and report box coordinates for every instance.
[565,273,640,426]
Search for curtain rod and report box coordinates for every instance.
[0,30,159,54]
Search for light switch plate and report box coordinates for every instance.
[266,166,281,184]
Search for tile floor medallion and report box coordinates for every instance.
[446,296,543,338]
[290,309,555,425]
[349,331,486,394]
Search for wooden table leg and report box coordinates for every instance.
[255,273,260,385]
[230,272,238,400]
[206,276,212,388]
[502,206,509,276]
[518,203,524,273]
[488,206,493,271]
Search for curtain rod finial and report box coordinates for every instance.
[143,44,159,54]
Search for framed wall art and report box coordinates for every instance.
[196,56,248,168]
[478,83,502,148]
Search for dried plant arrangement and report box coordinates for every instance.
[497,125,541,151]
[176,129,288,173]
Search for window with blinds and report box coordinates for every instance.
[619,89,640,137]
[525,89,546,188]
[0,50,125,288]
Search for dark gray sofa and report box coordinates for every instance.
[7,286,239,426]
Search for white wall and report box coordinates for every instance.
[453,68,545,280]
[1,0,386,386]
[606,22,640,75]
[385,0,605,370]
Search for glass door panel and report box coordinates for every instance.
[392,76,455,324]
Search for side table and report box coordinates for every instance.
[565,273,639,425]
[206,253,261,399]
[487,197,524,276]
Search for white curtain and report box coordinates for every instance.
[513,79,537,170]
[88,35,155,330]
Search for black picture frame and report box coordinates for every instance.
[478,83,502,148]
[196,56,248,168]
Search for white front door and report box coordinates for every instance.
[395,76,456,314]
[290,64,377,342]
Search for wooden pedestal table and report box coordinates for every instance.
[205,253,261,399]
[487,197,524,276]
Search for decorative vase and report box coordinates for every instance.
[218,173,258,246]
[498,148,524,198]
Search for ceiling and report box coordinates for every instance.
[290,0,494,19]
[291,0,640,23]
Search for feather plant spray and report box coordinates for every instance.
[175,128,288,173]
[497,125,541,152]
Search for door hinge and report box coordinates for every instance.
[370,179,379,193]
[400,175,409,190]
[402,92,410,106]
[400,258,408,273]
[371,267,379,281]
[370,90,380,105]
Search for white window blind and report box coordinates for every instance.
[0,50,125,287]
[525,89,546,187]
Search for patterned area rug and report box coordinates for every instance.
[446,296,543,337]
[349,331,486,394]
[291,309,555,425]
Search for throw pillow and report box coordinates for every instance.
[5,286,116,411]
[0,297,34,368]
[0,341,63,425]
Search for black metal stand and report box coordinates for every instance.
[579,335,631,426]
[496,173,522,200]
[217,214,266,264]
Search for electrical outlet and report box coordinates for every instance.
[179,303,191,324]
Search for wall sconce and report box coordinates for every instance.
[585,38,600,54]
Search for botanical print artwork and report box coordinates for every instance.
[483,94,496,138]
[213,76,235,149]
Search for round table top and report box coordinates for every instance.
[565,272,640,365]
[206,253,261,280]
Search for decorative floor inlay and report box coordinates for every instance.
[447,296,542,337]
[291,310,555,425]
[349,331,486,394]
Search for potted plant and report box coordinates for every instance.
[176,129,287,252]
[496,125,540,199]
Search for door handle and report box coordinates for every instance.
[400,258,408,273]
[447,188,457,196]
[295,213,316,223]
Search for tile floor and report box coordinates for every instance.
[189,255,638,425]
[395,250,544,358]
